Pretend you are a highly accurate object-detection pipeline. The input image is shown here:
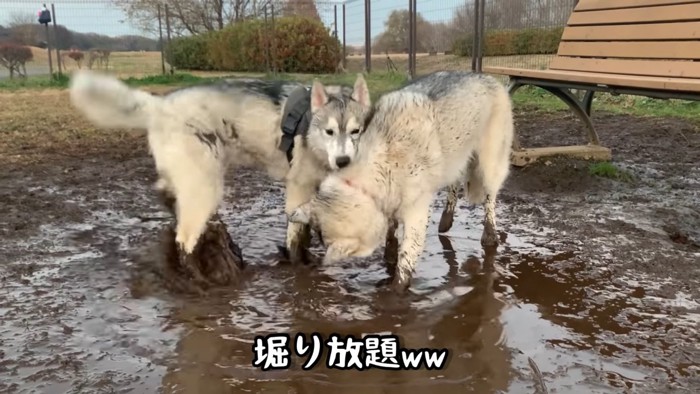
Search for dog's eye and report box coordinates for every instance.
[350,129,360,135]
[325,129,334,136]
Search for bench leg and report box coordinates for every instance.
[506,80,524,150]
[540,86,600,145]
[506,79,610,166]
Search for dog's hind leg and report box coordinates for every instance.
[154,176,176,215]
[174,184,222,255]
[469,95,514,247]
[438,183,459,233]
[169,159,224,255]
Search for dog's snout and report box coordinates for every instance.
[335,156,351,168]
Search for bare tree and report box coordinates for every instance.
[7,11,38,45]
[0,43,33,78]
[113,0,264,36]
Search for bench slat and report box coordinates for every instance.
[568,3,700,25]
[561,21,700,41]
[576,0,699,12]
[558,41,700,60]
[550,57,700,79]
[482,66,700,93]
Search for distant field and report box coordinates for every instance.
[1,48,554,80]
[0,48,169,79]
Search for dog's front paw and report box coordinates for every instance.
[438,210,454,233]
[390,272,411,294]
[480,229,499,247]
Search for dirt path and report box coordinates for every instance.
[0,109,698,393]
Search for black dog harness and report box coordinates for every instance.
[279,86,312,163]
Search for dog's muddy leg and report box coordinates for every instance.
[283,173,318,264]
[391,200,431,293]
[284,222,315,262]
[438,183,459,233]
[376,219,400,288]
[481,194,499,247]
[383,218,399,265]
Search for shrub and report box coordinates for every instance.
[0,43,33,78]
[168,16,341,73]
[268,16,342,73]
[452,26,564,58]
[165,33,213,71]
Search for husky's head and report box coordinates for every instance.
[288,176,388,264]
[306,74,371,171]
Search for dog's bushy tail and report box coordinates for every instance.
[69,70,161,130]
[466,85,514,205]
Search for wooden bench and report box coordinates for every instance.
[484,0,700,166]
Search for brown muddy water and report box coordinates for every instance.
[1,112,699,393]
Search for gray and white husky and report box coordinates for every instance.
[69,70,371,261]
[289,71,514,292]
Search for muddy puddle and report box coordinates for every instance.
[1,112,699,393]
[0,166,697,393]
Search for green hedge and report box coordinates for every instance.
[165,33,214,71]
[166,16,341,73]
[452,27,565,57]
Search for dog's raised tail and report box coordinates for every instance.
[69,70,161,130]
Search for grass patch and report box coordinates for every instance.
[588,161,633,182]
[512,85,700,123]
[3,69,700,123]
[0,71,408,101]
[0,72,221,91]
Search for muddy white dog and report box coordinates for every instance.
[289,71,514,292]
[69,71,371,261]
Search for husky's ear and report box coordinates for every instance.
[310,79,329,113]
[288,203,313,225]
[351,74,370,108]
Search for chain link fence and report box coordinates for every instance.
[0,0,579,81]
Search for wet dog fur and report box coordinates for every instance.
[289,71,514,292]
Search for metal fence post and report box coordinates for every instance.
[408,0,414,77]
[364,0,371,73]
[51,3,62,76]
[271,3,276,75]
[334,5,338,39]
[411,0,417,77]
[158,4,165,75]
[478,0,486,72]
[164,4,173,74]
[471,0,480,72]
[342,3,347,70]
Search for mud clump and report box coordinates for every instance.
[161,218,245,295]
[129,217,245,298]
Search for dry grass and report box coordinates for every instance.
[344,52,553,75]
[0,87,172,164]
[8,47,551,80]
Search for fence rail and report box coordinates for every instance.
[0,0,578,80]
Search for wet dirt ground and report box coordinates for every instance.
[1,105,699,393]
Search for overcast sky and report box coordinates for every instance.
[0,0,468,46]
